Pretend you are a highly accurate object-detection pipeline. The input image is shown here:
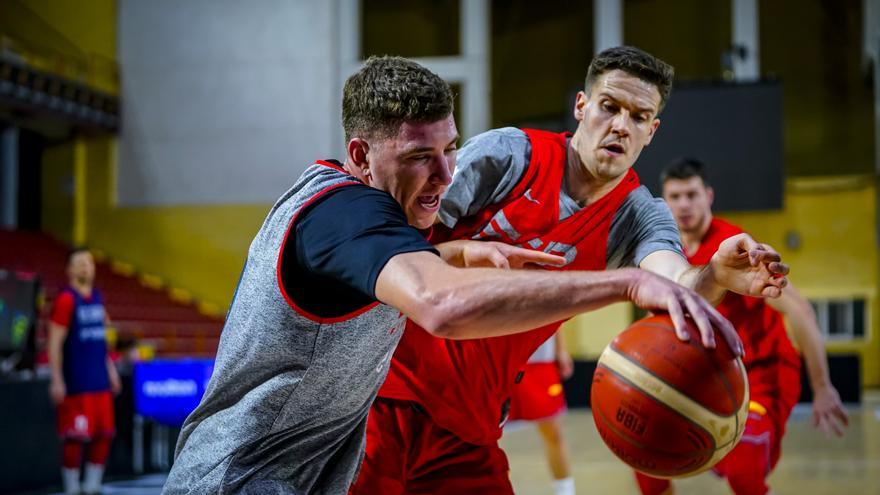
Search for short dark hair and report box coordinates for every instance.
[342,56,454,141]
[66,246,91,266]
[585,46,675,110]
[661,157,709,186]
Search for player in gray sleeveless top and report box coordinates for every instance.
[164,56,768,494]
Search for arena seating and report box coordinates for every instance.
[0,229,223,358]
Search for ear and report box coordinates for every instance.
[573,91,587,122]
[706,186,715,207]
[644,118,661,146]
[346,138,371,183]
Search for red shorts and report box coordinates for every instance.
[350,397,513,495]
[636,369,801,495]
[509,362,566,421]
[57,390,115,441]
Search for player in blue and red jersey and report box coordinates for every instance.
[48,247,121,495]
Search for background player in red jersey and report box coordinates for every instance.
[507,332,576,495]
[48,247,121,495]
[634,158,850,495]
[351,46,790,494]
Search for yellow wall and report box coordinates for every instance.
[565,176,880,387]
[20,0,116,60]
[77,137,267,311]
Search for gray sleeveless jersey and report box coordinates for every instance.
[164,163,406,494]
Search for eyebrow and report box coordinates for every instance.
[599,91,657,115]
[402,136,460,155]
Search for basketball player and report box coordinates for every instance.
[507,332,575,495]
[351,46,790,495]
[48,247,121,495]
[164,56,741,494]
[633,158,849,495]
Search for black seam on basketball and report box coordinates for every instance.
[598,362,718,452]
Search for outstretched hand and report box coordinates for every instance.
[710,234,789,298]
[442,240,567,269]
[812,384,849,438]
[626,269,743,356]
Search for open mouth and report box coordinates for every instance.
[418,195,440,210]
[603,143,625,155]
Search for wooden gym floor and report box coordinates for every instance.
[502,390,880,494]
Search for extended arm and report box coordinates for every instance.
[767,285,849,437]
[376,250,741,355]
[641,233,789,304]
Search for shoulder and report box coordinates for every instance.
[298,183,408,236]
[619,187,674,221]
[55,289,75,305]
[459,127,530,160]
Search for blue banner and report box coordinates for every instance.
[133,359,214,427]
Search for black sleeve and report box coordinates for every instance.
[279,184,439,318]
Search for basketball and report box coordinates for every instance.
[591,314,749,478]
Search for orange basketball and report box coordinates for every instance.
[591,314,749,478]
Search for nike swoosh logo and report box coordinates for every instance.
[524,189,540,205]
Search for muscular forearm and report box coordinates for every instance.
[378,255,638,339]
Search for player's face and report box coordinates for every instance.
[662,177,714,234]
[366,115,458,230]
[67,251,96,286]
[572,70,662,182]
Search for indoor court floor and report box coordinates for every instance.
[36,392,878,494]
[503,391,880,494]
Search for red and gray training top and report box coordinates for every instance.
[379,127,686,446]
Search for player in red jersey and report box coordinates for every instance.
[634,158,849,495]
[48,247,122,495]
[350,46,790,494]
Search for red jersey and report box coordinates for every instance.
[378,129,640,445]
[687,218,801,399]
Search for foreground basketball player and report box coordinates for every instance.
[352,46,790,494]
[634,158,849,495]
[164,56,743,494]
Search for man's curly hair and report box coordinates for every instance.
[343,56,454,141]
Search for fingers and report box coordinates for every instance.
[665,296,690,343]
[498,245,567,268]
[733,234,759,265]
[767,261,790,277]
[817,413,846,438]
[682,292,715,349]
[516,251,567,268]
[814,404,850,438]
[761,286,783,298]
[489,250,510,269]
[835,405,851,426]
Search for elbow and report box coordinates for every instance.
[406,287,468,339]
